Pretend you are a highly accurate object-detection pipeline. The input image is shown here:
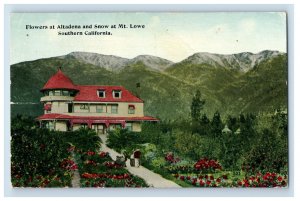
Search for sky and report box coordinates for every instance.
[10,12,287,64]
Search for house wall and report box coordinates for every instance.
[55,121,67,131]
[72,102,144,117]
[71,122,141,132]
[50,102,69,114]
[73,124,82,131]
[132,122,142,132]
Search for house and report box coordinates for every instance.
[37,69,159,133]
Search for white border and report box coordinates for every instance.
[2,3,296,198]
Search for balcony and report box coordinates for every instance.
[40,96,74,102]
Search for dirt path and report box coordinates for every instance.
[71,168,81,188]
[99,134,181,188]
[71,153,81,188]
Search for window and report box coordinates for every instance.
[46,121,54,130]
[80,104,89,110]
[96,105,106,113]
[44,104,52,113]
[113,90,122,98]
[81,124,88,129]
[54,90,61,96]
[128,105,135,114]
[49,91,54,96]
[68,103,73,113]
[109,124,121,131]
[98,90,106,98]
[111,105,118,114]
[125,123,133,131]
[70,91,76,97]
[62,90,69,96]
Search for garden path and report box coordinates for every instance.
[71,153,81,188]
[99,134,181,188]
[71,168,81,187]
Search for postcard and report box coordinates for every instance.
[10,12,288,188]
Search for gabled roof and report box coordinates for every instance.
[74,85,143,103]
[41,69,78,91]
[41,69,143,102]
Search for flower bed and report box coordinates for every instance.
[11,145,78,188]
[173,172,287,188]
[163,155,288,188]
[11,155,77,188]
[77,150,149,187]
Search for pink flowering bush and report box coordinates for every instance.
[194,158,222,173]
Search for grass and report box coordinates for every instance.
[142,162,194,187]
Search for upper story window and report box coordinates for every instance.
[111,105,118,114]
[113,90,122,99]
[46,90,71,96]
[96,105,106,113]
[54,90,61,96]
[62,90,70,96]
[98,90,106,98]
[128,104,135,114]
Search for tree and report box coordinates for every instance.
[210,111,223,138]
[190,90,205,122]
[226,115,239,132]
[107,128,142,152]
[198,114,210,136]
[243,128,288,174]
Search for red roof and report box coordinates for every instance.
[41,69,143,103]
[41,69,78,91]
[74,85,143,103]
[37,113,159,122]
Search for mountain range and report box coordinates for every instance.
[11,50,288,120]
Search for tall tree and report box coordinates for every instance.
[210,111,223,138]
[190,90,205,122]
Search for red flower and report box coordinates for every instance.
[87,151,95,156]
[277,176,283,182]
[124,173,130,179]
[99,151,107,158]
[222,175,228,180]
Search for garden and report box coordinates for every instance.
[105,90,288,188]
[11,90,288,188]
[11,115,148,188]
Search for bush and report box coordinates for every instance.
[106,128,143,152]
[62,128,101,152]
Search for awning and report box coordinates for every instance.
[128,104,135,109]
[37,113,159,122]
[44,104,52,111]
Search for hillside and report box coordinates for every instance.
[11,51,288,120]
